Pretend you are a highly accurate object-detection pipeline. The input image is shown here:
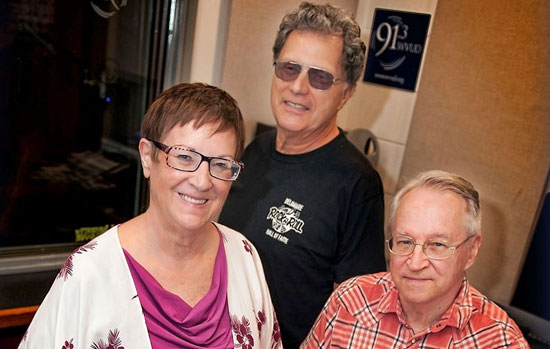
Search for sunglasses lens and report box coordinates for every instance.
[308,68,335,90]
[275,62,301,81]
[274,62,336,90]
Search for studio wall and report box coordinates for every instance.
[398,0,550,303]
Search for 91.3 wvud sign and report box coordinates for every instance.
[363,9,431,92]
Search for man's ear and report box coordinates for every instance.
[465,234,482,270]
[337,82,357,111]
[138,138,153,179]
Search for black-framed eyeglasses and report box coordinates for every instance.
[386,235,474,260]
[148,139,244,181]
[273,61,343,91]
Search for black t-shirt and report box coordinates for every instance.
[219,129,386,348]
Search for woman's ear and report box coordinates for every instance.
[138,138,153,179]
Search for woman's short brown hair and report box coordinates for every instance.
[140,82,245,160]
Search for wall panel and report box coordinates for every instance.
[399,0,550,303]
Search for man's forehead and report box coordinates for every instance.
[279,30,344,64]
[393,188,468,233]
[400,187,466,207]
[392,231,453,240]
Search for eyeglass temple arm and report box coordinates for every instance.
[147,138,170,153]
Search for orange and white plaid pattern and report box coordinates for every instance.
[301,272,529,348]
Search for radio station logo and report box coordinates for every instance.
[364,9,431,91]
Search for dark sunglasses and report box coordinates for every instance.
[273,61,343,90]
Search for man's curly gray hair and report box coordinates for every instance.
[272,2,366,85]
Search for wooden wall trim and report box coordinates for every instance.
[0,306,38,329]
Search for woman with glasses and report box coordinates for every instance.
[20,83,282,349]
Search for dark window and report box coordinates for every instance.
[0,0,195,261]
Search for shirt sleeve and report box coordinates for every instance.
[501,327,531,349]
[333,174,387,283]
[18,266,79,348]
[300,289,338,349]
[249,240,283,349]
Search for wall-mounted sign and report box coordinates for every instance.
[363,8,431,92]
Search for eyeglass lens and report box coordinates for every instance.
[387,236,452,259]
[168,146,240,181]
[274,61,336,90]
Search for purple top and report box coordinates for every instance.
[123,233,233,349]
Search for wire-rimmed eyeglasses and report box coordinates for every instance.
[148,139,244,181]
[386,235,474,260]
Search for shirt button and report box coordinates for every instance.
[411,339,416,344]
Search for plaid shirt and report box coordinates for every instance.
[301,272,529,348]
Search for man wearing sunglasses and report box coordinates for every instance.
[219,2,386,347]
[302,170,528,348]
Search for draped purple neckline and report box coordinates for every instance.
[123,231,233,348]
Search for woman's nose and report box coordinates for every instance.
[188,161,213,190]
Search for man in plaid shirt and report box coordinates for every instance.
[302,170,528,348]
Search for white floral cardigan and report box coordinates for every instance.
[19,224,282,349]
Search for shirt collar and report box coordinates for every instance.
[378,280,407,323]
[441,278,474,330]
[378,277,474,331]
